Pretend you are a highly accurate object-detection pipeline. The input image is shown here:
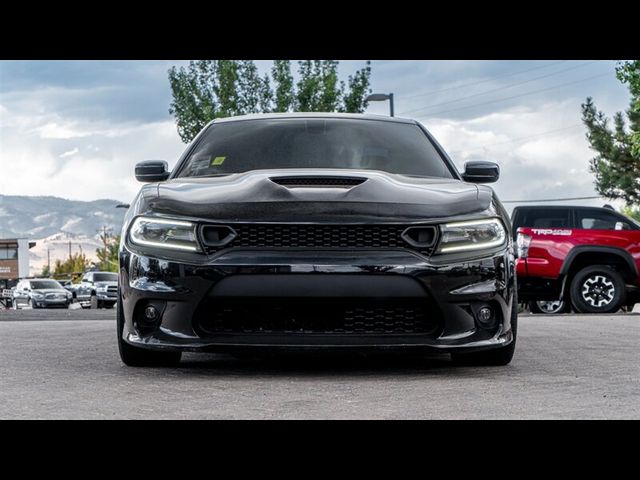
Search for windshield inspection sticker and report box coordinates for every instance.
[210,156,226,166]
[532,229,572,236]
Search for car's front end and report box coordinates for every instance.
[119,170,515,355]
[30,288,72,308]
[94,281,118,307]
[117,114,516,365]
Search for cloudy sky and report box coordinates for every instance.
[0,60,632,211]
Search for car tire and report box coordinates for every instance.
[529,300,569,314]
[451,295,518,366]
[570,265,625,314]
[116,295,181,367]
[29,298,37,309]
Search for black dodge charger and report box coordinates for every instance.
[117,113,516,366]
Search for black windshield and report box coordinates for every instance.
[177,118,453,178]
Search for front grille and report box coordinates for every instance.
[270,176,366,188]
[195,298,440,336]
[203,224,435,256]
[107,286,118,294]
[45,293,65,300]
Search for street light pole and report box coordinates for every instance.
[364,93,395,117]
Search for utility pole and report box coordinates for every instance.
[47,249,51,275]
[68,241,72,260]
[98,225,113,270]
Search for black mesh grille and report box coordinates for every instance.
[201,224,436,256]
[270,176,366,188]
[195,298,440,336]
[219,224,417,250]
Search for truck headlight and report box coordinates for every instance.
[437,218,506,253]
[129,216,200,252]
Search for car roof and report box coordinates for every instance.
[209,112,417,126]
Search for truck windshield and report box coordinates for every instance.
[177,118,454,178]
[94,273,118,282]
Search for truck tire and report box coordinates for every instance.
[570,265,626,314]
[90,295,98,309]
[116,295,181,367]
[452,296,518,366]
[529,300,569,314]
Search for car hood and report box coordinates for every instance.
[32,289,68,295]
[148,169,494,223]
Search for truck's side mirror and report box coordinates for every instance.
[135,160,170,182]
[462,161,500,183]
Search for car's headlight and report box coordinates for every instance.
[32,292,45,299]
[129,216,200,252]
[437,218,506,253]
[96,285,108,293]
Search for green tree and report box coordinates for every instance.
[272,60,295,112]
[53,253,90,277]
[40,264,50,277]
[96,234,120,272]
[621,204,640,223]
[582,60,640,204]
[169,60,372,143]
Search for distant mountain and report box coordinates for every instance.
[0,195,126,239]
[0,195,127,276]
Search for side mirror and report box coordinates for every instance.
[135,160,170,182]
[461,161,500,183]
[615,222,625,231]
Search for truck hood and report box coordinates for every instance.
[148,169,493,223]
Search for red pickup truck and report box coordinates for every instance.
[513,205,640,314]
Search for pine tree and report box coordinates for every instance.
[582,60,640,204]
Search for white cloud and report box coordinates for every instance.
[1,106,185,202]
[0,60,632,211]
[59,147,79,158]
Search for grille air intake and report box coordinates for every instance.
[195,298,440,336]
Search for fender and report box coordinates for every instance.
[559,245,638,276]
[558,245,638,299]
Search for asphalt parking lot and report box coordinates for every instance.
[0,308,638,419]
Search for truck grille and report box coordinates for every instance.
[195,298,440,336]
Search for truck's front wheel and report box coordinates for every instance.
[570,265,625,314]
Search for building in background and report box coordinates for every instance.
[0,239,35,289]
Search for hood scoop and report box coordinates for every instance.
[269,175,367,188]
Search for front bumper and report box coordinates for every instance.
[33,298,71,308]
[96,293,118,302]
[119,247,516,353]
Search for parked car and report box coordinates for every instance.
[12,279,72,309]
[75,271,118,309]
[117,113,517,367]
[513,205,640,314]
